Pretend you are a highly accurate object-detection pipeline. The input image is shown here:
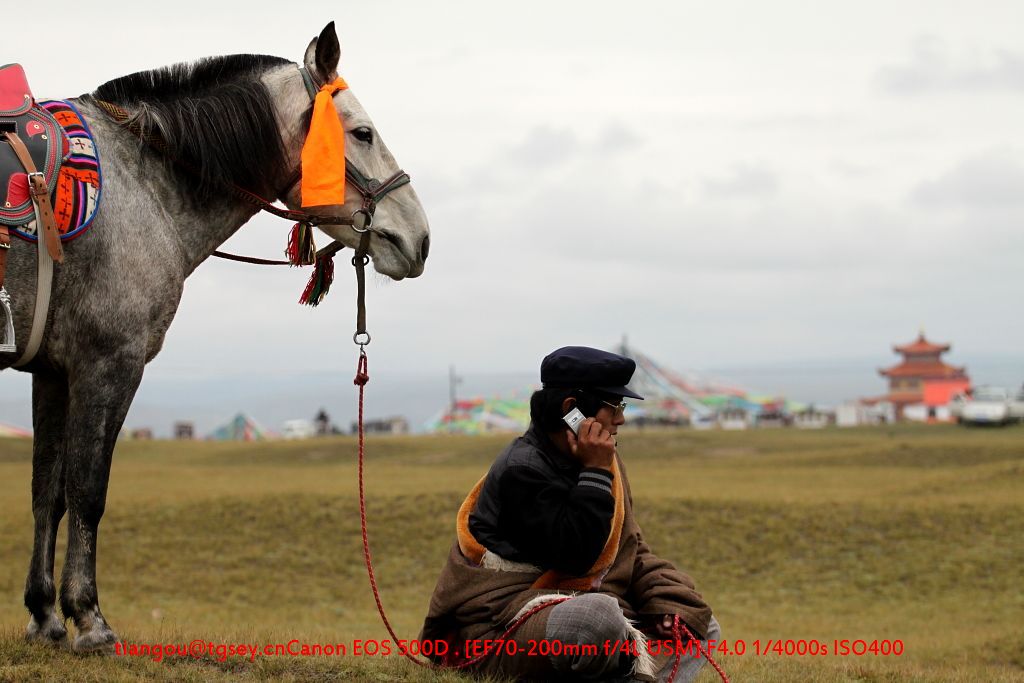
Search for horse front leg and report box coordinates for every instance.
[24,371,70,645]
[58,352,144,653]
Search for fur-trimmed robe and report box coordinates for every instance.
[419,454,712,679]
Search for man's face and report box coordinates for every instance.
[593,395,627,435]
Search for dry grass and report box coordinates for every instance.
[0,423,1022,681]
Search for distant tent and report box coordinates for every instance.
[611,339,792,425]
[206,413,271,441]
[612,340,720,423]
[424,391,532,435]
[0,422,31,438]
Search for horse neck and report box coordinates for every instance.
[171,67,308,272]
[174,196,264,275]
[111,66,309,275]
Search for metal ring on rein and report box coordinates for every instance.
[353,332,371,346]
[352,209,373,233]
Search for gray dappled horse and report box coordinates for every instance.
[0,23,429,652]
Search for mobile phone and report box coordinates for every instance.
[563,407,586,435]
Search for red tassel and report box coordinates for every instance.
[299,251,336,306]
[286,223,316,266]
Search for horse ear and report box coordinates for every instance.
[304,21,340,84]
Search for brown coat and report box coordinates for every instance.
[419,457,712,677]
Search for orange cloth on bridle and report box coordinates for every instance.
[301,77,349,207]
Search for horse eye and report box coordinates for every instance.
[352,127,374,144]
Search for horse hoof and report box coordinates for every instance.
[25,613,69,646]
[72,627,118,654]
[70,606,119,654]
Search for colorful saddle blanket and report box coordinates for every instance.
[0,63,100,242]
[4,100,101,242]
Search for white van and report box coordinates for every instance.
[282,419,316,440]
[961,387,1014,426]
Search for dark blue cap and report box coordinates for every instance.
[540,346,644,400]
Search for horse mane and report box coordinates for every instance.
[86,54,293,202]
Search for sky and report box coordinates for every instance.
[2,1,1023,433]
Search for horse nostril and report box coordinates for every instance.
[420,235,430,262]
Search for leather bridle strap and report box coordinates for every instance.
[345,165,411,227]
[352,230,371,345]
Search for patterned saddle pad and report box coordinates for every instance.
[7,100,101,242]
[0,64,101,243]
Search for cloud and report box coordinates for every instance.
[506,126,582,168]
[502,122,644,172]
[912,149,1024,208]
[595,122,643,154]
[702,164,779,198]
[876,36,1024,94]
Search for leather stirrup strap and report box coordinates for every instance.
[11,197,54,366]
[1,131,64,263]
[0,224,12,354]
[0,224,9,288]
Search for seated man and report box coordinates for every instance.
[420,346,721,681]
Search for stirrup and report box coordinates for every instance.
[0,287,15,353]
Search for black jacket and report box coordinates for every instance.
[468,423,616,576]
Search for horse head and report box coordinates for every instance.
[274,23,429,280]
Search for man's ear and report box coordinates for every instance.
[560,397,577,415]
[303,21,341,84]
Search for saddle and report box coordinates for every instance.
[0,63,65,253]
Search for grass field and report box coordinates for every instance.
[0,423,1022,682]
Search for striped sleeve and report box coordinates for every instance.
[577,467,614,497]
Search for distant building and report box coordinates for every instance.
[131,428,154,440]
[836,403,865,427]
[717,405,751,430]
[173,422,194,440]
[836,401,895,427]
[753,400,788,428]
[712,397,753,430]
[353,416,410,435]
[875,332,971,420]
[282,419,316,440]
[315,409,333,436]
[793,405,832,429]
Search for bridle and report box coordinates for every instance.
[94,63,414,347]
[288,66,411,228]
[276,66,412,236]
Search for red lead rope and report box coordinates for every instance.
[354,350,568,671]
[353,350,727,682]
[670,616,730,683]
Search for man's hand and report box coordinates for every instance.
[566,418,616,470]
[650,615,699,640]
[653,615,675,639]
